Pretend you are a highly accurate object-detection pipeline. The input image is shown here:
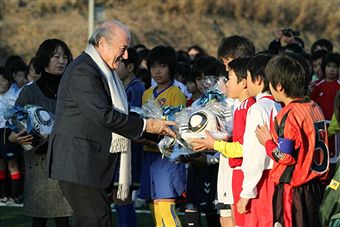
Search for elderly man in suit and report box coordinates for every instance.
[47,19,176,227]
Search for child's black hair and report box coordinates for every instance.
[176,50,191,65]
[121,47,139,74]
[321,53,340,75]
[228,58,250,83]
[192,56,223,79]
[265,53,310,98]
[137,49,150,66]
[188,45,205,55]
[176,62,191,82]
[5,55,25,69]
[10,61,28,75]
[248,54,273,93]
[311,39,333,54]
[284,43,304,55]
[0,66,13,83]
[147,45,177,80]
[217,63,228,79]
[311,49,329,62]
[133,44,147,52]
[137,68,151,90]
[217,35,255,60]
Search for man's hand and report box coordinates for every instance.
[145,118,176,138]
[191,131,215,152]
[236,197,249,214]
[8,129,33,145]
[255,123,272,146]
[275,29,295,47]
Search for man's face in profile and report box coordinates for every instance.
[100,28,130,70]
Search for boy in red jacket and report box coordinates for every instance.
[256,53,329,227]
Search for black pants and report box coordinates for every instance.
[32,217,69,227]
[59,181,112,227]
[273,181,323,227]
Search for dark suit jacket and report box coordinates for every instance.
[47,53,144,189]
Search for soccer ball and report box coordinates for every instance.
[181,109,220,146]
[11,105,54,151]
[26,106,54,137]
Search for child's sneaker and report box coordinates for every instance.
[134,198,147,209]
[6,197,23,207]
[0,197,8,206]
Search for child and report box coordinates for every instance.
[192,58,256,227]
[311,49,328,83]
[320,90,340,227]
[6,59,28,92]
[184,55,223,227]
[311,53,340,120]
[0,66,22,205]
[114,47,145,227]
[215,35,255,227]
[328,89,340,163]
[188,56,220,103]
[310,38,333,54]
[138,45,186,227]
[27,57,41,82]
[308,49,328,94]
[311,53,340,166]
[328,90,340,136]
[256,53,329,227]
[137,68,152,90]
[320,158,340,227]
[185,74,200,106]
[217,35,255,72]
[237,54,281,227]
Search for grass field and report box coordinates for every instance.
[0,206,155,227]
[0,206,209,226]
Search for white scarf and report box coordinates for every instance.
[85,44,131,200]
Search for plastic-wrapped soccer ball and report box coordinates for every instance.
[188,109,218,133]
[26,106,54,137]
[158,136,176,158]
[9,105,54,151]
[180,109,219,146]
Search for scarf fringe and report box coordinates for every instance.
[117,184,130,201]
[110,138,129,153]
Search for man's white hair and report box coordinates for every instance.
[88,19,130,47]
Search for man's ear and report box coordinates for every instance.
[97,37,106,51]
[126,63,134,73]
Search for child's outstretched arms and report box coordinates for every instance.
[192,131,243,158]
[191,131,215,151]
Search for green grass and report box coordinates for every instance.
[1,206,212,227]
[0,206,156,227]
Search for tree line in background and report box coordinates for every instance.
[1,0,339,62]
